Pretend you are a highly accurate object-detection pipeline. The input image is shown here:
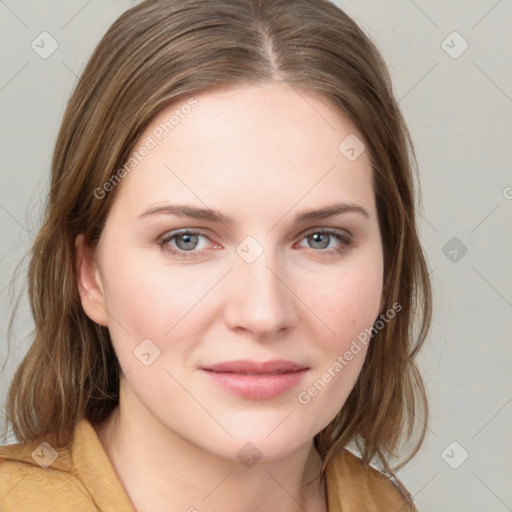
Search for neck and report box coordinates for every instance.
[95,379,327,512]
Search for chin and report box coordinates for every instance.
[209,423,316,466]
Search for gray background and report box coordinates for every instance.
[1,1,511,511]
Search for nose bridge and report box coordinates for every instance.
[225,236,295,336]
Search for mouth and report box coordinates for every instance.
[201,359,308,374]
[200,359,309,400]
[214,371,294,376]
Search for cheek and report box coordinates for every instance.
[99,248,230,377]
[102,245,203,323]
[312,262,383,344]
[98,249,197,357]
[296,255,382,404]
[294,277,381,424]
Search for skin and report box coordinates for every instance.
[75,81,384,512]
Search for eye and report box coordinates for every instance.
[158,227,353,260]
[159,229,213,260]
[296,228,353,256]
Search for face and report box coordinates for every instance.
[77,81,384,462]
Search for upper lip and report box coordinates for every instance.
[201,359,308,375]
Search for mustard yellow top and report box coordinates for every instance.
[0,419,416,511]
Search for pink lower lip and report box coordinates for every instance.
[201,369,308,399]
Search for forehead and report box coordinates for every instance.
[110,82,375,222]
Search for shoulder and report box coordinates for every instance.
[325,448,417,512]
[0,427,99,512]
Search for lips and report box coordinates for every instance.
[201,359,308,374]
[200,359,309,400]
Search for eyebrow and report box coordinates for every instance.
[138,202,369,225]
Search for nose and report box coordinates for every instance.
[223,250,297,339]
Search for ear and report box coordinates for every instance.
[75,234,109,326]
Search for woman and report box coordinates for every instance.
[0,0,432,510]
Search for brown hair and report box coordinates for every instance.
[2,0,431,505]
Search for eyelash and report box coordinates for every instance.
[158,228,353,260]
